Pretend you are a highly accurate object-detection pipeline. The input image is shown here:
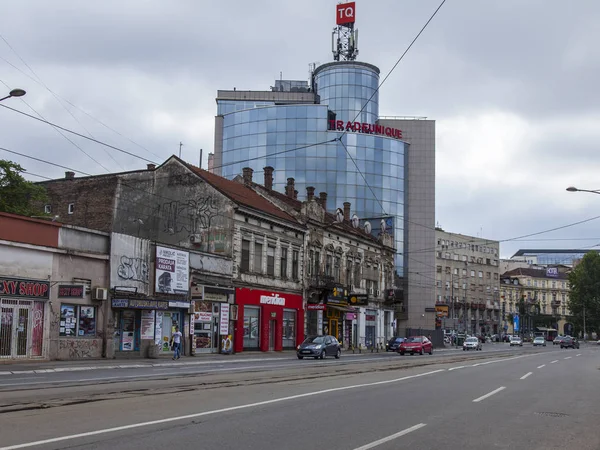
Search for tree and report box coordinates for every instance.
[0,159,48,216]
[567,252,600,334]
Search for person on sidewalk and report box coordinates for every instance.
[171,326,183,360]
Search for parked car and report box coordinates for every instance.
[560,336,580,349]
[398,336,433,355]
[463,336,482,351]
[297,335,341,359]
[510,336,523,346]
[386,337,405,352]
[533,336,546,347]
[553,335,567,346]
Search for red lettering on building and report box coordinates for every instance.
[336,2,356,25]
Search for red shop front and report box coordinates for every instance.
[234,288,304,353]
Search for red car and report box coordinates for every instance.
[397,336,433,355]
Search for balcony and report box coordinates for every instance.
[308,275,336,289]
[551,300,561,308]
[478,303,486,311]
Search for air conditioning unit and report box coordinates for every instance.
[190,234,201,243]
[92,287,108,301]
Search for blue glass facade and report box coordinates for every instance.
[217,62,407,273]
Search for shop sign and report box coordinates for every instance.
[546,267,559,278]
[260,294,285,306]
[328,120,403,140]
[111,298,169,310]
[168,301,190,309]
[0,277,50,299]
[236,288,303,310]
[194,311,212,322]
[204,291,228,302]
[58,285,85,298]
[155,246,189,295]
[346,313,357,320]
[307,304,326,310]
[327,297,348,306]
[348,294,368,306]
[219,304,230,335]
[365,314,376,322]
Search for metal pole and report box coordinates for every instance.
[583,303,586,341]
[199,148,203,169]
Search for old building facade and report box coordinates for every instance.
[435,230,501,336]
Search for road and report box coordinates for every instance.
[0,344,598,449]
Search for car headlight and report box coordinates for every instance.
[297,345,300,350]
[314,344,323,349]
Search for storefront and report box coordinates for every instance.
[0,277,49,359]
[192,286,234,354]
[111,298,190,355]
[234,288,304,353]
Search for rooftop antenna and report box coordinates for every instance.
[199,148,203,169]
[179,141,183,158]
[332,2,358,61]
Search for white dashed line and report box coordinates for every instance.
[550,360,559,364]
[537,364,545,369]
[576,354,582,356]
[564,356,572,360]
[473,387,506,403]
[353,424,427,450]
[520,372,533,380]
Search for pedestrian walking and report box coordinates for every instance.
[171,326,183,360]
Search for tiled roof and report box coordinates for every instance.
[182,162,300,225]
[252,184,382,245]
[501,267,569,280]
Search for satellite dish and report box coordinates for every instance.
[335,208,344,223]
[364,221,372,234]
[351,214,360,229]
[380,219,387,233]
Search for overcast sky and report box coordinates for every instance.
[1,0,600,260]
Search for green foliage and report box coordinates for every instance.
[0,159,48,216]
[567,252,600,333]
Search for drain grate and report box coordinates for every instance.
[535,412,569,418]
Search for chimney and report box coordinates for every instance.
[147,164,156,170]
[285,177,295,198]
[65,171,75,180]
[306,186,315,201]
[242,167,253,186]
[319,192,328,210]
[263,166,274,190]
[343,202,351,221]
[294,190,298,199]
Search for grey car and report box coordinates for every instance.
[463,336,482,351]
[297,335,341,359]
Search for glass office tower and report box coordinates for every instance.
[217,61,407,274]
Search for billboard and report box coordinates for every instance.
[155,246,190,295]
[336,2,355,25]
[546,267,559,278]
[513,314,520,333]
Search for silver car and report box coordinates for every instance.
[463,336,482,351]
[510,336,523,346]
[533,336,546,347]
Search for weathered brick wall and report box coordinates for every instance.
[38,176,119,232]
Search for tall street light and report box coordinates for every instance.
[0,88,26,102]
[565,185,597,340]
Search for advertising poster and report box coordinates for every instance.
[155,246,190,295]
[219,304,230,335]
[155,311,164,345]
[141,310,155,340]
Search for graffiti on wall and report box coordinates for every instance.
[59,339,101,359]
[110,233,151,294]
[161,197,219,235]
[117,256,149,284]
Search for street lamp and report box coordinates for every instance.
[0,88,26,102]
[566,186,600,195]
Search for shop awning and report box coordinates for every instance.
[327,304,357,313]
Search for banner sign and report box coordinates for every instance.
[0,277,50,299]
[219,304,230,335]
[58,285,85,298]
[156,246,189,295]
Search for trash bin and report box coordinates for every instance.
[148,344,160,359]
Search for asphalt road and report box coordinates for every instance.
[0,344,598,450]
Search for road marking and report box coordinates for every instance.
[576,354,582,356]
[473,387,506,403]
[0,369,444,450]
[448,366,466,371]
[537,365,546,369]
[353,424,427,450]
[520,372,533,380]
[564,356,572,360]
[551,360,559,364]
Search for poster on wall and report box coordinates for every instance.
[155,311,164,345]
[141,310,155,340]
[110,233,151,295]
[219,304,230,335]
[155,246,190,295]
